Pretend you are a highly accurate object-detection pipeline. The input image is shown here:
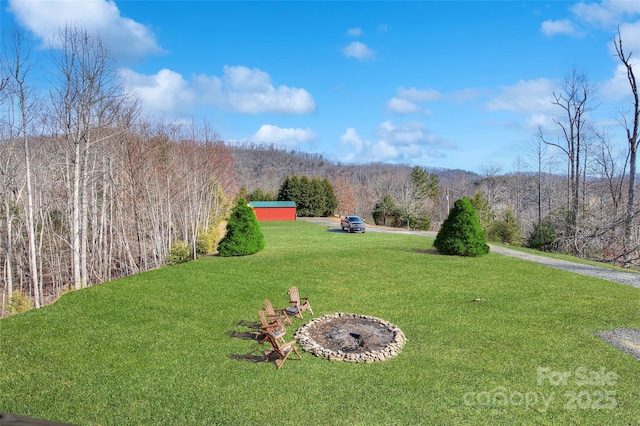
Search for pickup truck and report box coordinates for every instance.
[341,216,366,233]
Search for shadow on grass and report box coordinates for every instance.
[227,330,261,340]
[412,248,439,255]
[226,319,262,341]
[236,319,261,329]
[227,319,271,364]
[228,352,268,363]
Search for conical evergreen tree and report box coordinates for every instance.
[218,199,265,256]
[311,177,325,217]
[321,177,338,216]
[297,175,313,216]
[434,197,490,256]
[277,175,296,201]
[277,174,337,217]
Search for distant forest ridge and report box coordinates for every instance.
[227,141,479,195]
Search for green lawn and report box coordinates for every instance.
[1,221,639,425]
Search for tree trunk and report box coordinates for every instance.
[24,131,40,307]
[4,200,14,300]
[72,142,82,289]
[614,30,639,263]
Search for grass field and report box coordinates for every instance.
[1,220,639,425]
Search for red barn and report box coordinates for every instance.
[249,201,297,221]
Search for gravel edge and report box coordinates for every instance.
[595,328,640,361]
[488,245,640,288]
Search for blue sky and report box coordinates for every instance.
[2,1,639,173]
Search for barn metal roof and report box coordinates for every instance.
[249,201,297,208]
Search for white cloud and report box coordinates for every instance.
[253,125,316,147]
[386,87,441,115]
[611,21,640,58]
[485,79,558,114]
[485,79,564,131]
[570,2,615,26]
[526,113,555,129]
[339,128,383,163]
[570,0,640,27]
[339,121,454,164]
[120,68,196,114]
[386,85,486,116]
[343,41,375,61]
[340,128,366,152]
[378,121,436,145]
[210,65,316,114]
[451,88,488,103]
[370,140,405,161]
[347,27,363,37]
[123,65,316,116]
[396,87,442,103]
[7,0,164,65]
[601,58,640,101]
[386,98,423,115]
[376,120,453,161]
[541,19,580,36]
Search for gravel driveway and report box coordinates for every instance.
[298,217,640,288]
[488,244,640,288]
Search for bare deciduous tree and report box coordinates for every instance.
[539,69,596,253]
[479,161,504,208]
[613,29,640,263]
[332,176,356,216]
[4,28,42,307]
[48,26,131,289]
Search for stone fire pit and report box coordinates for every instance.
[294,313,406,363]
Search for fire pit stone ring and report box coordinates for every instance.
[294,312,406,363]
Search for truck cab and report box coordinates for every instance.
[340,216,366,233]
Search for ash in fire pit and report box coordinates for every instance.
[295,313,406,363]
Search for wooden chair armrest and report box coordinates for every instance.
[262,322,282,331]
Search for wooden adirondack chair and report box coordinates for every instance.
[286,286,313,319]
[263,330,302,369]
[264,298,292,325]
[258,309,286,344]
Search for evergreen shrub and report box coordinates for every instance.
[527,221,557,251]
[489,208,522,245]
[434,197,490,256]
[218,199,265,256]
